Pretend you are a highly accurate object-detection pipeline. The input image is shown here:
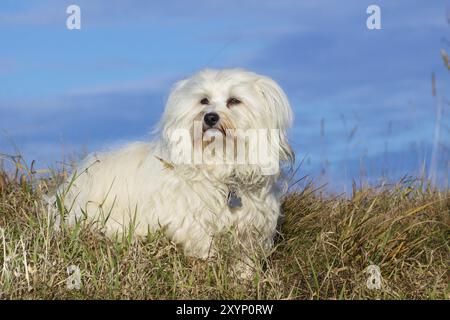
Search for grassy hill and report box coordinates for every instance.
[0,159,448,299]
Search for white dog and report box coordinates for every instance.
[59,68,294,260]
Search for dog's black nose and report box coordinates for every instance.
[204,112,220,127]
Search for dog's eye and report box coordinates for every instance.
[200,98,210,105]
[227,97,241,108]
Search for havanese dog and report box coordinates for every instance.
[57,68,294,275]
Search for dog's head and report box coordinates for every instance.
[158,68,294,177]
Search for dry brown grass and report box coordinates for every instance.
[0,159,448,299]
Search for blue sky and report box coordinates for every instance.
[0,0,449,192]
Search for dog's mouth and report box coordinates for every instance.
[202,127,226,143]
[203,126,225,136]
[203,120,234,137]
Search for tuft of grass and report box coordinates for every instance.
[0,158,448,299]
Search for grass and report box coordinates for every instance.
[0,157,449,299]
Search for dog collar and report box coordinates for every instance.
[155,156,243,210]
[227,185,242,210]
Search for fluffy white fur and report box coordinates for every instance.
[59,68,294,259]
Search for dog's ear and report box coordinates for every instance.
[155,78,189,139]
[255,77,293,130]
[164,78,189,112]
[171,79,188,93]
[255,76,295,168]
